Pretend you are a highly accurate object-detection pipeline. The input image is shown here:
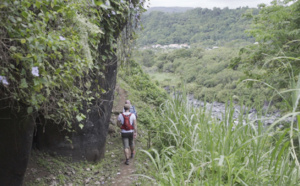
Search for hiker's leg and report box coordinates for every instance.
[130,146,135,155]
[129,133,135,158]
[124,148,130,159]
[122,135,130,161]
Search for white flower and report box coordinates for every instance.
[112,11,116,15]
[0,76,9,85]
[59,36,66,41]
[31,67,39,77]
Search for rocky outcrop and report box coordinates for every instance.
[35,50,118,161]
[0,101,35,185]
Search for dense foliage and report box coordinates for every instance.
[134,0,300,109]
[134,45,272,105]
[142,95,300,185]
[118,59,168,129]
[0,0,146,128]
[137,7,258,46]
[231,0,300,108]
[131,1,300,185]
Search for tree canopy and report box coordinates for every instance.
[137,7,259,46]
[230,0,300,107]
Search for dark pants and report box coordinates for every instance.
[121,132,134,149]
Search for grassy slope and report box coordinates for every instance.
[141,94,300,185]
[126,59,300,185]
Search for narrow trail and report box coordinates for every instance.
[113,159,137,186]
[110,84,138,186]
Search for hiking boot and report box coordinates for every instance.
[131,153,135,159]
[125,159,129,165]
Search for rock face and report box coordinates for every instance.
[35,44,118,161]
[0,51,118,185]
[0,101,35,185]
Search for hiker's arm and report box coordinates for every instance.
[133,119,137,138]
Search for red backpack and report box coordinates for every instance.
[121,113,134,130]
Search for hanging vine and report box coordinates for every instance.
[0,0,147,128]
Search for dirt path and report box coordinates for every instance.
[112,158,137,185]
[110,84,138,186]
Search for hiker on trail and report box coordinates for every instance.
[123,100,138,119]
[118,104,137,165]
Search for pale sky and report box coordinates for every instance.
[146,0,274,9]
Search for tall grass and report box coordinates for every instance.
[141,92,300,185]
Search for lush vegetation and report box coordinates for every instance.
[137,7,258,46]
[231,0,300,109]
[134,0,300,111]
[141,93,300,185]
[134,45,272,105]
[0,0,145,129]
[2,0,300,185]
[118,59,168,131]
[131,1,300,185]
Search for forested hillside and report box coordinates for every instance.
[134,45,271,105]
[137,7,258,46]
[135,1,300,110]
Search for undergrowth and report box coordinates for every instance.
[139,92,300,185]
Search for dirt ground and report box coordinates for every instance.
[110,84,138,186]
[24,84,139,185]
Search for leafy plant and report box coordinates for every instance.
[0,0,147,129]
[140,93,300,185]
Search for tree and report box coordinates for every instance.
[230,0,300,108]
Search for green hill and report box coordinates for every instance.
[138,7,259,46]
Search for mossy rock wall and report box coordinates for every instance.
[0,101,35,185]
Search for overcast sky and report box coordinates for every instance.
[146,0,274,9]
